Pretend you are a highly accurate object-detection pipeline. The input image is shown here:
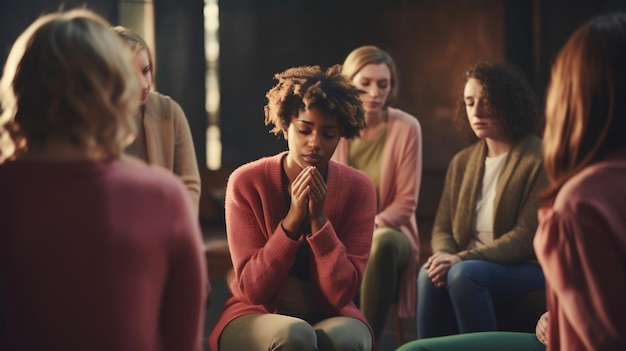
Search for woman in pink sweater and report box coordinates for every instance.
[209,65,377,351]
[0,9,207,351]
[333,45,422,342]
[534,12,626,351]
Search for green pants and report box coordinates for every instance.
[396,332,545,351]
[359,227,409,342]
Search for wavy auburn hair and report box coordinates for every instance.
[542,12,626,203]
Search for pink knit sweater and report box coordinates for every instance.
[0,158,208,351]
[209,152,377,350]
[333,107,422,318]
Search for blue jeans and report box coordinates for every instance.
[417,260,544,338]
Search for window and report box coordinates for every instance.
[204,0,221,169]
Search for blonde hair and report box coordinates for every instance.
[341,45,399,107]
[542,12,626,203]
[0,8,139,160]
[111,25,156,82]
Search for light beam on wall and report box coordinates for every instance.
[204,0,221,170]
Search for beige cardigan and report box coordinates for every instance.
[432,135,546,263]
[139,92,201,214]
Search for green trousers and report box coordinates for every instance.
[359,227,409,342]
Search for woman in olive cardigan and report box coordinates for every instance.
[417,62,547,338]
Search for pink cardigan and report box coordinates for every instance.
[332,107,422,318]
[534,148,626,351]
[209,153,377,350]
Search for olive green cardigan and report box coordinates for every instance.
[431,135,547,263]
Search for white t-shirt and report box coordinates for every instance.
[469,152,508,249]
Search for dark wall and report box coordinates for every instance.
[154,0,207,167]
[0,0,118,65]
[536,0,626,100]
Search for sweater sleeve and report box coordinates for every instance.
[376,116,422,230]
[430,155,462,254]
[306,173,377,309]
[536,207,626,350]
[225,167,302,306]
[170,99,201,215]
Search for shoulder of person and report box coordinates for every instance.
[330,160,376,192]
[387,107,421,128]
[145,90,171,108]
[511,134,544,165]
[556,150,626,210]
[516,134,542,153]
[115,158,190,201]
[145,91,184,119]
[228,154,280,187]
[451,141,482,165]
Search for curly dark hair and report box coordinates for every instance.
[264,65,366,139]
[455,61,540,143]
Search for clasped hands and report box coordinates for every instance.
[424,252,461,288]
[282,166,328,239]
